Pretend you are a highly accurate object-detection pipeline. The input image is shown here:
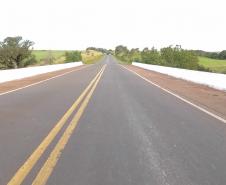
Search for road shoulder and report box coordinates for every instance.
[123,65,226,120]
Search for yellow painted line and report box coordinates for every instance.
[32,65,106,185]
[7,65,105,185]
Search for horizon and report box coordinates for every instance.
[30,47,224,53]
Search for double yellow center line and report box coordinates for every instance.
[8,65,106,185]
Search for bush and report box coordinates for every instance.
[128,48,141,63]
[65,51,82,62]
[197,65,212,72]
[160,46,199,70]
[141,47,162,65]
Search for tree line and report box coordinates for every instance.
[86,47,113,55]
[115,45,211,71]
[193,50,226,60]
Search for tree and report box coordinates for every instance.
[115,45,129,56]
[0,36,36,69]
[219,50,226,59]
[115,45,130,62]
[128,48,141,62]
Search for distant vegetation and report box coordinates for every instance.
[0,36,104,69]
[65,51,82,62]
[198,57,226,74]
[81,49,103,64]
[34,49,101,65]
[86,47,113,55]
[0,36,84,69]
[26,48,104,66]
[0,36,36,69]
[1,36,225,73]
[32,50,66,65]
[193,50,226,60]
[115,46,141,64]
[115,45,226,73]
[115,45,207,71]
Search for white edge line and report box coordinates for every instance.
[120,64,226,124]
[0,65,90,96]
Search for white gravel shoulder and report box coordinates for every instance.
[0,62,83,83]
[133,62,226,91]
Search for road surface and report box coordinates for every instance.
[1,56,226,185]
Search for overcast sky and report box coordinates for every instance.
[1,0,225,51]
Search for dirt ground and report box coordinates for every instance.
[125,65,226,120]
[0,65,87,94]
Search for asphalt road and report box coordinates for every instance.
[1,56,226,185]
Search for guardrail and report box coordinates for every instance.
[0,62,83,83]
[133,62,226,91]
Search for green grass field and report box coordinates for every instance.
[198,57,226,74]
[32,50,67,65]
[32,50,103,66]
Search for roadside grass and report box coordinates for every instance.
[32,50,67,66]
[81,50,103,64]
[198,56,226,74]
[116,59,132,65]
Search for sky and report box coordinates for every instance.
[1,0,226,51]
